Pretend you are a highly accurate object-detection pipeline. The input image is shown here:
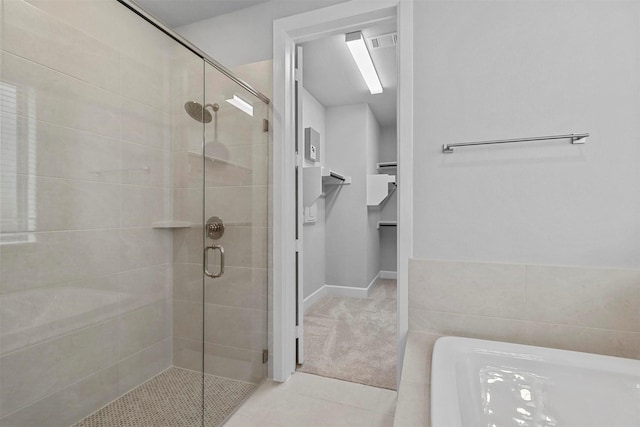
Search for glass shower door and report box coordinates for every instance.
[201,63,269,425]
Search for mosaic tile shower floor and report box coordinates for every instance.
[74,367,257,427]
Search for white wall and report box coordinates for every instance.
[413,0,640,269]
[325,103,381,288]
[302,88,327,298]
[176,0,347,67]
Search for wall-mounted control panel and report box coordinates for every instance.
[305,127,320,163]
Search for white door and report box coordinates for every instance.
[295,45,305,365]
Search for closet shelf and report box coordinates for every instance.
[303,166,351,206]
[376,161,397,171]
[377,221,397,229]
[367,174,396,206]
[321,167,351,185]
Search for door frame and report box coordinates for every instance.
[272,0,414,384]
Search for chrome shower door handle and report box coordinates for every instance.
[204,245,224,278]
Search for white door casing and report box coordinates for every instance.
[272,0,414,384]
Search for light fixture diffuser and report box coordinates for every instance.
[345,31,383,94]
[226,95,253,116]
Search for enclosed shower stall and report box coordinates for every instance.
[0,0,270,425]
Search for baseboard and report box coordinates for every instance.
[303,285,328,313]
[304,271,392,310]
[380,270,397,279]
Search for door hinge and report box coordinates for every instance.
[295,326,301,338]
[294,68,302,82]
[263,118,269,132]
[295,239,302,252]
[262,349,269,364]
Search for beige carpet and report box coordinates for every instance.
[74,367,256,427]
[298,279,397,390]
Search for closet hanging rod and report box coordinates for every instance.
[442,133,589,154]
[329,171,346,181]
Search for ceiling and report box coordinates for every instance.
[302,22,397,127]
[135,0,271,27]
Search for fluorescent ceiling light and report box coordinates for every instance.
[345,31,383,95]
[226,95,253,116]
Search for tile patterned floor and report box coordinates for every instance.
[225,372,397,427]
[74,367,256,427]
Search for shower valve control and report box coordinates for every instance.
[206,216,225,240]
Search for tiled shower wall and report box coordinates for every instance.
[408,259,640,362]
[0,1,179,424]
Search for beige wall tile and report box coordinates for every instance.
[120,264,171,313]
[4,0,120,92]
[0,318,118,415]
[171,114,203,153]
[118,338,172,395]
[173,226,267,269]
[121,98,170,151]
[204,303,253,350]
[409,259,526,319]
[0,230,120,293]
[22,0,173,62]
[173,337,204,372]
[526,265,640,332]
[0,365,119,427]
[204,342,265,383]
[172,228,203,264]
[172,187,202,224]
[2,52,121,139]
[121,54,170,112]
[525,322,640,359]
[2,115,121,183]
[119,299,169,359]
[204,266,267,310]
[119,228,171,271]
[1,274,120,355]
[121,186,170,227]
[173,262,203,303]
[400,332,441,385]
[393,380,430,427]
[206,186,268,227]
[409,308,530,346]
[211,226,268,269]
[25,177,120,232]
[121,142,169,187]
[173,299,203,342]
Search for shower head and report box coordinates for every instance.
[184,101,219,123]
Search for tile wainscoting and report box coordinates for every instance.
[395,259,640,426]
[408,259,640,359]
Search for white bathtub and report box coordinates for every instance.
[431,337,640,427]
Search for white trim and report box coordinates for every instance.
[303,285,328,312]
[272,20,297,382]
[380,270,398,280]
[396,0,414,385]
[304,271,382,312]
[272,0,413,385]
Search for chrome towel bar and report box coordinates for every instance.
[442,133,589,153]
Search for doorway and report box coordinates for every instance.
[272,0,414,386]
[293,25,399,389]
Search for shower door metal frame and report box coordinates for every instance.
[116,0,270,105]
